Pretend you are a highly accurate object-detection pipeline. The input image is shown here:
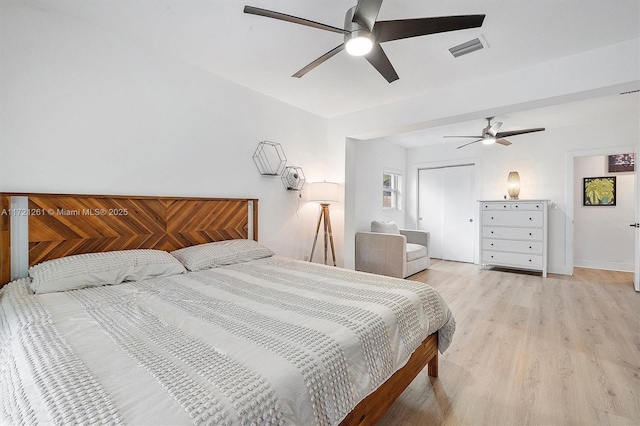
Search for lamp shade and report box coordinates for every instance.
[310,182,339,203]
[507,171,521,200]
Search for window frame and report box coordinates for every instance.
[383,170,402,211]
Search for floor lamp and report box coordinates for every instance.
[309,182,339,266]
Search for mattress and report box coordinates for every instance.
[0,256,455,426]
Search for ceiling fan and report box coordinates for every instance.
[445,117,545,149]
[244,0,485,83]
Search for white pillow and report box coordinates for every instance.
[171,239,274,272]
[371,220,400,234]
[29,249,186,294]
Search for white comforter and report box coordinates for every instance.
[0,257,455,426]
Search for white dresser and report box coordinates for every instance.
[479,200,548,277]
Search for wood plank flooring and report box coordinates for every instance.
[377,260,640,426]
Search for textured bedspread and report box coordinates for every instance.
[0,257,455,426]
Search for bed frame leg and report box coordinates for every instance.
[427,351,438,377]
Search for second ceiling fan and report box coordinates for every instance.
[445,117,546,149]
[244,0,485,83]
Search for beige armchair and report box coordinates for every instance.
[355,228,430,278]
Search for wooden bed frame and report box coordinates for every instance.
[0,192,439,426]
[0,192,258,285]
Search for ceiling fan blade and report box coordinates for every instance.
[364,44,399,83]
[496,138,512,146]
[444,135,483,139]
[244,6,346,34]
[495,127,545,138]
[375,15,485,43]
[352,0,384,32]
[456,139,483,149]
[487,121,502,137]
[292,44,345,78]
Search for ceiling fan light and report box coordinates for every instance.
[344,31,374,56]
[482,137,496,145]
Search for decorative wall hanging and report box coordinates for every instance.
[583,176,616,206]
[607,153,635,173]
[281,166,305,191]
[253,141,287,176]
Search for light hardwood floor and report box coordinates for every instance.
[377,260,640,426]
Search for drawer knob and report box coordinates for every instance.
[491,243,494,246]
[529,246,532,249]
[491,231,494,234]
[529,259,532,262]
[515,205,519,208]
[529,217,532,220]
[529,232,532,236]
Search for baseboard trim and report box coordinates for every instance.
[573,259,634,273]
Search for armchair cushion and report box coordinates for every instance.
[406,243,427,262]
[370,220,400,234]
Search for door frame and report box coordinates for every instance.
[565,145,638,283]
[633,158,640,292]
[416,158,482,264]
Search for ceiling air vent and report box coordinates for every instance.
[449,37,484,58]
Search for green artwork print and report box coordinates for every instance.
[583,177,616,206]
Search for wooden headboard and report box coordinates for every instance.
[0,193,258,285]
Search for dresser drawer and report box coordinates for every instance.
[482,210,543,227]
[483,239,543,254]
[483,251,543,269]
[511,202,546,211]
[482,202,546,211]
[483,226,544,240]
[482,203,512,211]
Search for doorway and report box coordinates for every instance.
[566,146,638,291]
[418,164,479,263]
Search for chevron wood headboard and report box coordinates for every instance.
[0,193,258,285]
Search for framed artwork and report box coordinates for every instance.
[583,177,616,206]
[607,153,635,172]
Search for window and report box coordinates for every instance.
[383,171,402,210]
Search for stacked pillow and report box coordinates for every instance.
[171,239,274,272]
[370,220,400,234]
[29,249,186,294]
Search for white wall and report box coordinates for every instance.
[349,138,407,232]
[0,3,327,260]
[573,156,635,272]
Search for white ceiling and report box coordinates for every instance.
[384,92,640,149]
[16,0,640,118]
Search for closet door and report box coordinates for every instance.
[418,168,444,259]
[441,165,476,262]
[418,165,476,263]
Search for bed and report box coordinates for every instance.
[0,193,455,426]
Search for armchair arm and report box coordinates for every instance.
[399,229,430,253]
[355,231,407,278]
